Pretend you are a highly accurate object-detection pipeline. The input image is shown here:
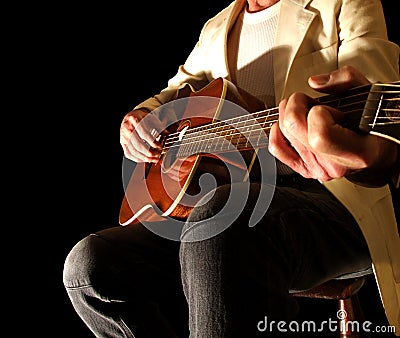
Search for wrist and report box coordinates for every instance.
[346,142,399,188]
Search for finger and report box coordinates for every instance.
[130,115,163,150]
[125,130,161,163]
[123,142,159,163]
[308,65,370,94]
[307,105,370,169]
[269,122,311,177]
[124,145,160,163]
[121,115,135,133]
[279,93,315,147]
[120,127,157,160]
[122,146,146,163]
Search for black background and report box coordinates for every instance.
[32,1,399,337]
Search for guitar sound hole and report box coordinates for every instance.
[161,149,178,172]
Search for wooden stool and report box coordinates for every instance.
[291,277,369,337]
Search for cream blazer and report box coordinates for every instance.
[134,0,400,332]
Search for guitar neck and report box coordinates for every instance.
[174,108,278,157]
[162,81,400,158]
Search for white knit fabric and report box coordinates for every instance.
[232,2,294,175]
[235,2,280,108]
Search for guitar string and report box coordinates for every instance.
[161,89,398,139]
[162,112,400,155]
[172,113,395,152]
[164,117,400,157]
[168,106,400,146]
[159,93,399,153]
[163,105,400,152]
[162,95,399,147]
[173,114,400,157]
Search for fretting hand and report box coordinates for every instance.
[269,65,399,185]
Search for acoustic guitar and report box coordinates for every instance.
[120,77,399,226]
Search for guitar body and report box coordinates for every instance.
[120,78,266,225]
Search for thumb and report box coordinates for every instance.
[308,66,370,94]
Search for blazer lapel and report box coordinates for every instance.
[274,0,315,100]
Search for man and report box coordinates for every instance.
[64,0,399,336]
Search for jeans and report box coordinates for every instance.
[63,176,371,337]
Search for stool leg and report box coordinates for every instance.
[338,296,369,338]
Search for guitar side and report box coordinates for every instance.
[120,154,201,225]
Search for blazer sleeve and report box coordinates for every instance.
[132,2,236,126]
[337,0,399,83]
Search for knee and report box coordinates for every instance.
[187,184,231,223]
[180,234,224,284]
[63,234,106,289]
[180,213,244,266]
[186,182,273,225]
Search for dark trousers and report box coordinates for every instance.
[63,177,371,337]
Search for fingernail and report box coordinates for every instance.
[310,74,330,85]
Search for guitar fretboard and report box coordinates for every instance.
[176,109,278,157]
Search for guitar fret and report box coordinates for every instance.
[212,125,221,151]
[175,110,278,157]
